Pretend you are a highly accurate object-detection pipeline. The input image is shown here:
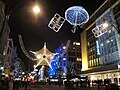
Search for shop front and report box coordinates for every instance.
[81,64,120,85]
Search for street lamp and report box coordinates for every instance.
[0,3,41,39]
[33,5,40,14]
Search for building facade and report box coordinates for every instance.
[81,0,120,84]
[0,1,5,74]
[67,41,82,75]
[49,40,82,78]
[0,1,11,76]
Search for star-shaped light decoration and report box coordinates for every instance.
[30,42,53,69]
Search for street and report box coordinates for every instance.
[19,84,106,90]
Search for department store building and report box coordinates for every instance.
[80,0,120,84]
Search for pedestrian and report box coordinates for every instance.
[9,79,13,90]
[1,76,8,90]
[0,78,2,89]
[25,81,27,90]
[87,80,90,88]
[58,77,62,87]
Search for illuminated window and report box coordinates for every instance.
[91,60,93,66]
[77,58,81,61]
[89,60,91,67]
[94,59,96,66]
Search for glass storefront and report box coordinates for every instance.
[87,71,120,84]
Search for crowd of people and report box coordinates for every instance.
[63,79,119,90]
[1,75,119,90]
[0,75,31,90]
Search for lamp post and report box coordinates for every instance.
[0,1,41,39]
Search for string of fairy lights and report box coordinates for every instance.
[18,35,37,61]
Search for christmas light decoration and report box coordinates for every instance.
[48,13,65,32]
[19,35,53,69]
[48,6,89,33]
[18,35,37,60]
[49,40,71,76]
[65,6,89,33]
[65,6,89,26]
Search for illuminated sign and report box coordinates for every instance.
[96,41,100,55]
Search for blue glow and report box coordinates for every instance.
[48,45,67,76]
[65,6,89,26]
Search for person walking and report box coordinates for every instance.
[1,76,9,90]
[87,80,91,88]
[9,79,13,90]
[24,81,28,90]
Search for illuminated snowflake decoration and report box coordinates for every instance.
[30,42,53,70]
[65,6,89,26]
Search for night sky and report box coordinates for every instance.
[3,0,105,70]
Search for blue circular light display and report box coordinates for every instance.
[65,6,89,26]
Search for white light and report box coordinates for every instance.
[31,71,35,74]
[50,56,54,59]
[107,40,110,43]
[34,65,36,68]
[5,74,8,77]
[76,42,80,45]
[101,43,104,46]
[108,30,111,33]
[88,42,90,45]
[63,73,66,76]
[63,46,66,49]
[118,64,120,69]
[0,67,4,70]
[96,41,100,55]
[63,58,66,61]
[34,69,38,72]
[102,22,108,29]
[22,72,25,75]
[73,47,75,49]
[36,54,41,59]
[33,5,40,14]
[73,42,76,45]
[77,58,81,61]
